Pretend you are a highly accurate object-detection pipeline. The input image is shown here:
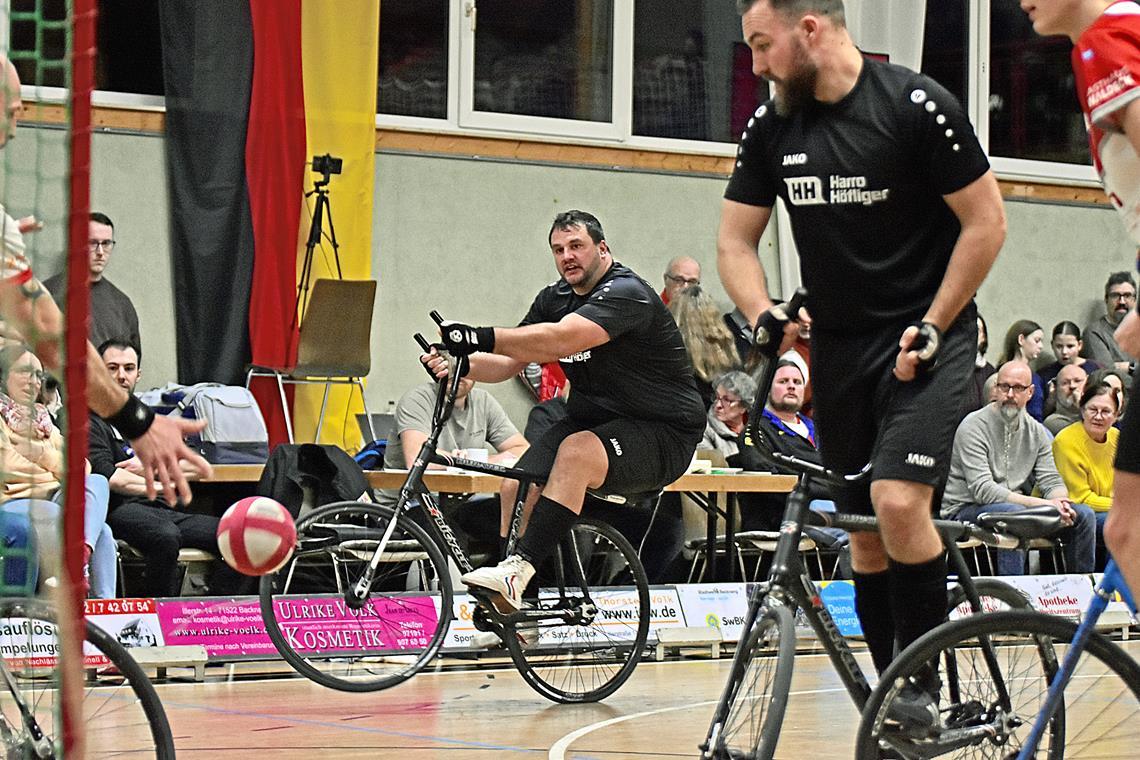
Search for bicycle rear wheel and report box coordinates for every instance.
[260,501,453,692]
[857,610,1140,759]
[709,603,796,760]
[0,597,174,758]
[505,517,650,703]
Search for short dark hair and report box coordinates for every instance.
[548,210,605,246]
[736,0,846,26]
[90,211,114,230]
[1105,271,1136,298]
[1080,381,1120,412]
[97,338,141,366]
[1051,320,1081,341]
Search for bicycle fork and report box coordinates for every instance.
[1015,560,1136,759]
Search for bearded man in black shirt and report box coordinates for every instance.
[428,210,705,613]
[718,0,1006,720]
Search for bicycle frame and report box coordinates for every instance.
[1015,559,1139,759]
[346,353,600,636]
[705,456,1004,750]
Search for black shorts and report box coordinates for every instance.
[514,415,702,496]
[810,304,977,515]
[1117,364,1140,473]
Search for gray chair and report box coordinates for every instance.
[246,279,377,443]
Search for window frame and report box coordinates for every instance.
[9,0,1106,187]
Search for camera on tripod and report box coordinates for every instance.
[311,154,343,183]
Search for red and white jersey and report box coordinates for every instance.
[1074,1,1140,243]
[0,209,30,285]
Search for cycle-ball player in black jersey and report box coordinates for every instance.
[720,0,1007,725]
[427,210,705,614]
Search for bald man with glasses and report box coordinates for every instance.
[44,212,140,351]
[941,361,1096,575]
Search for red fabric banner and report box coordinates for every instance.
[245,0,306,447]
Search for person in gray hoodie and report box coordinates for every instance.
[942,361,1096,575]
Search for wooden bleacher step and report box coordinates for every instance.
[655,626,723,661]
[123,645,210,681]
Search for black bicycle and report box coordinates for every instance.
[259,321,650,703]
[700,289,1048,760]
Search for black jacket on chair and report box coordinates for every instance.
[257,444,371,517]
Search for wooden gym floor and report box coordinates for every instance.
[147,649,865,759]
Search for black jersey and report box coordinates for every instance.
[725,57,991,333]
[519,262,705,432]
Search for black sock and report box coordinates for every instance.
[890,552,949,655]
[498,536,509,561]
[515,495,579,567]
[853,569,896,675]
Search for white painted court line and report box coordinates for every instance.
[548,682,851,760]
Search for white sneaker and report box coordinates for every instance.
[460,555,535,612]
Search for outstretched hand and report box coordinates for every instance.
[1116,310,1140,360]
[129,415,212,505]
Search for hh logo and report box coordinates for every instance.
[609,438,624,456]
[783,176,826,206]
[782,152,807,166]
[906,452,936,468]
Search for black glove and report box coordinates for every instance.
[908,321,943,378]
[439,321,495,356]
[753,306,789,358]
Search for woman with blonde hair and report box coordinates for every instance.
[669,285,741,408]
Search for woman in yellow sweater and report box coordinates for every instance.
[1053,382,1120,567]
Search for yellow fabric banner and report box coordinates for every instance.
[294,2,379,449]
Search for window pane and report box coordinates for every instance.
[921,0,967,107]
[473,0,613,122]
[989,0,1089,164]
[633,1,767,142]
[379,0,448,119]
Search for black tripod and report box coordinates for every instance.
[292,167,343,333]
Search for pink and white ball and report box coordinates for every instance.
[217,497,297,576]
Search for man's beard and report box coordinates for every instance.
[1056,393,1080,413]
[772,39,818,117]
[769,398,801,414]
[999,402,1022,423]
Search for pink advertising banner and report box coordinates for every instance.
[154,594,440,659]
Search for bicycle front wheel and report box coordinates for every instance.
[505,517,650,703]
[710,603,796,760]
[260,501,453,692]
[856,610,1140,759]
[0,597,174,758]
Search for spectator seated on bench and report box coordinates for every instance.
[379,379,528,561]
[90,340,247,597]
[941,361,1095,575]
[0,344,115,597]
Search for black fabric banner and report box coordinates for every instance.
[158,0,255,385]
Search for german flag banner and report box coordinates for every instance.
[160,0,378,449]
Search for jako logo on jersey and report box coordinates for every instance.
[559,350,592,363]
[784,176,827,206]
[905,452,936,468]
[609,438,623,456]
[782,152,807,166]
[1082,48,1094,62]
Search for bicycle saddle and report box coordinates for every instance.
[974,506,1063,539]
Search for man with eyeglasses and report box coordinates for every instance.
[941,361,1096,575]
[659,255,701,306]
[1082,271,1137,379]
[44,212,140,351]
